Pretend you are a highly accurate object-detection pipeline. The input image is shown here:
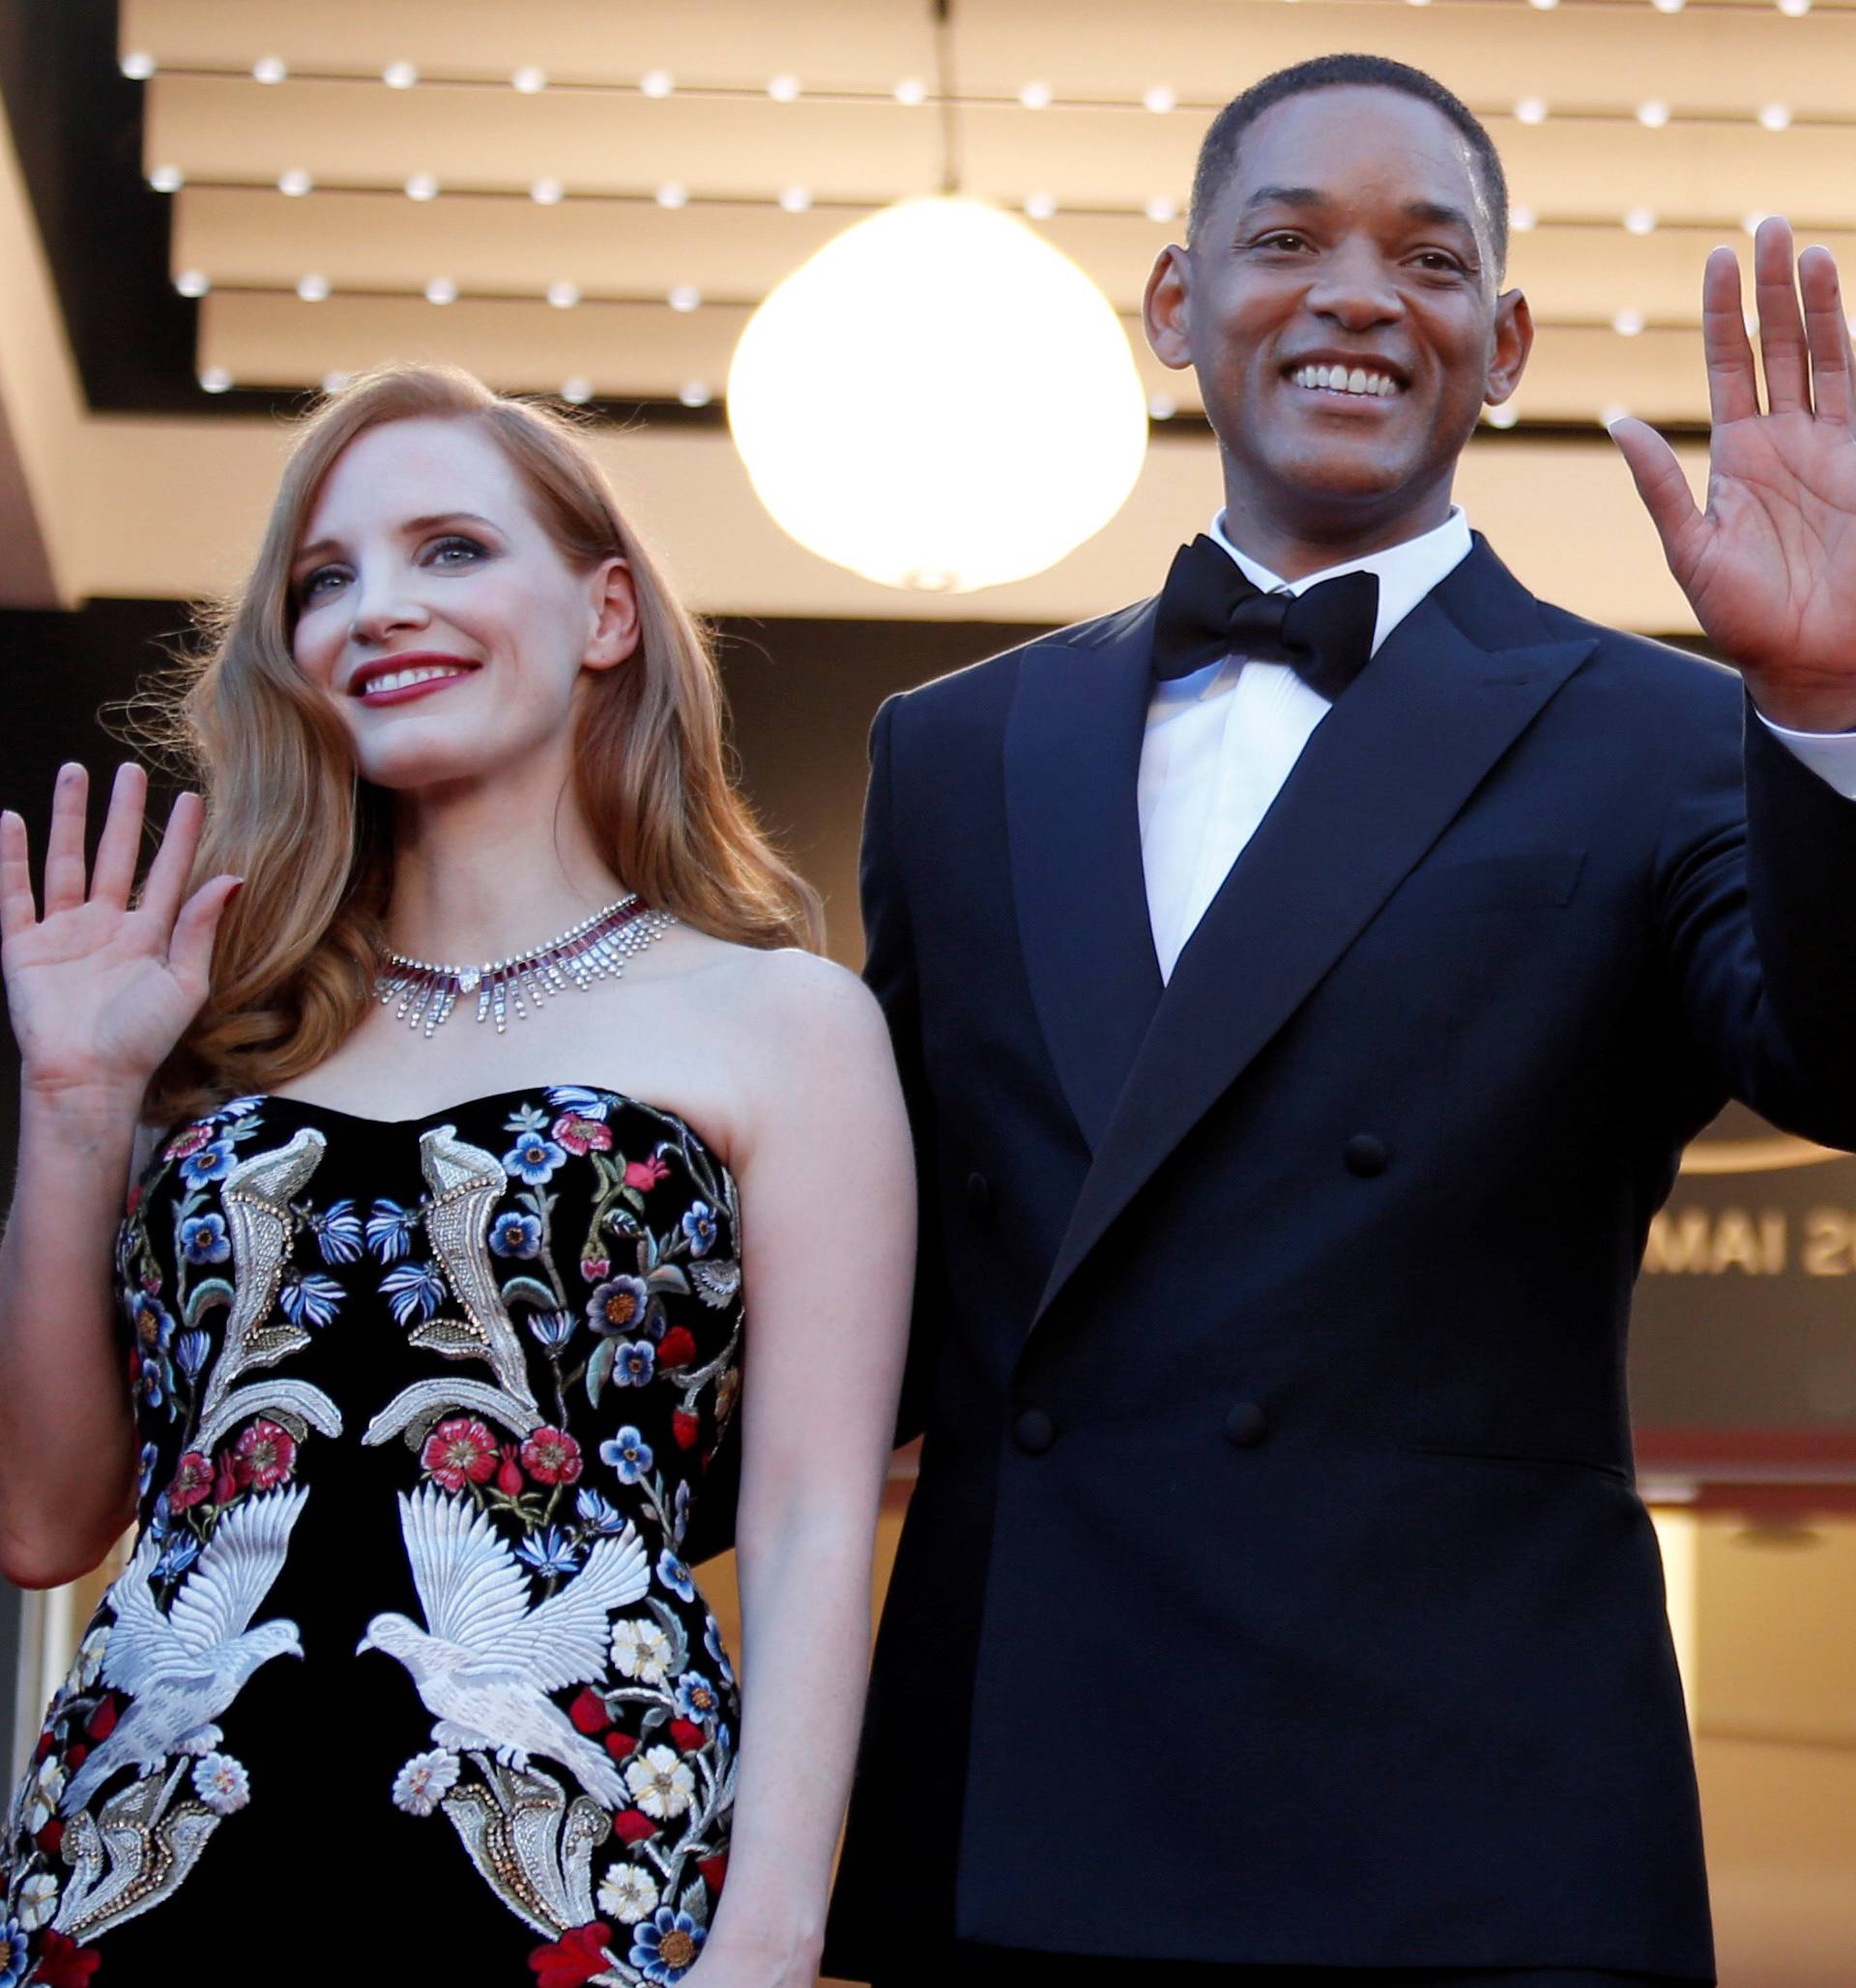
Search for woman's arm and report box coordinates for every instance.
[692,950,914,1985]
[0,764,240,1585]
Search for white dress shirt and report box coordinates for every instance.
[1137,510,1856,982]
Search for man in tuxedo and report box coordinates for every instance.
[822,52,1856,1988]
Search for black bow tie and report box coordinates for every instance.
[1150,535,1380,703]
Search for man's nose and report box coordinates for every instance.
[1304,247,1404,330]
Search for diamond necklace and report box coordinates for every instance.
[375,894,677,1036]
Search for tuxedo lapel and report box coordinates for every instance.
[1029,544,1598,1332]
[1004,603,1165,1152]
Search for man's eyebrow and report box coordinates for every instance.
[1403,197,1478,236]
[291,511,501,569]
[1240,185,1330,217]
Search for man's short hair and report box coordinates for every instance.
[1188,54,1510,279]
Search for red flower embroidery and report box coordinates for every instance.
[64,1744,87,1770]
[232,1419,297,1492]
[624,1155,670,1192]
[496,1444,526,1498]
[580,1257,610,1282]
[568,1687,609,1735]
[162,1124,213,1162]
[656,1328,697,1371]
[521,1426,583,1486]
[698,1853,729,1896]
[667,1717,705,1754]
[611,1809,656,1844]
[213,1450,240,1506]
[421,1417,498,1491]
[552,1113,614,1157]
[35,1817,64,1856]
[602,1731,637,1762]
[34,1930,102,1987]
[671,1411,701,1451]
[86,1696,117,1740]
[528,1921,613,1988]
[169,1451,214,1509]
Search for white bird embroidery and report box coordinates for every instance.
[359,1485,651,1809]
[64,1486,308,1815]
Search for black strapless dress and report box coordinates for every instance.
[2,1087,745,1986]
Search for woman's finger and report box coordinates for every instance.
[137,790,207,935]
[89,763,149,912]
[41,763,91,916]
[0,809,37,943]
[165,873,242,995]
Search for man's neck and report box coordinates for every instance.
[1216,488,1458,583]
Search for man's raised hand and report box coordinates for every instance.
[1610,217,1856,733]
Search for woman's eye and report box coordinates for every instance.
[425,535,486,568]
[298,566,348,602]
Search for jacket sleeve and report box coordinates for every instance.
[1656,693,1856,1147]
[860,695,951,1447]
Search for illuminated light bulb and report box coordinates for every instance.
[1511,204,1538,233]
[640,70,673,98]
[148,163,184,192]
[1624,207,1656,235]
[1758,103,1792,130]
[1020,80,1053,108]
[679,381,712,408]
[1145,194,1178,222]
[895,77,927,105]
[199,366,233,394]
[1612,307,1646,336]
[1485,403,1520,428]
[1600,403,1631,428]
[278,169,312,196]
[1527,0,1558,10]
[424,276,457,304]
[1778,0,1810,15]
[655,182,687,209]
[175,269,210,298]
[1144,84,1176,113]
[512,66,547,93]
[1637,100,1669,128]
[668,284,702,312]
[297,273,330,302]
[547,280,580,308]
[252,55,286,84]
[322,370,351,395]
[1147,393,1176,420]
[1652,0,1684,13]
[768,73,800,102]
[1515,97,1548,126]
[405,173,439,201]
[120,51,156,80]
[1743,210,1769,234]
[384,62,418,89]
[779,187,813,213]
[1024,190,1058,219]
[728,195,1147,593]
[562,377,594,404]
[532,177,565,205]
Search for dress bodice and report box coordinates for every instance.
[4,1086,744,1986]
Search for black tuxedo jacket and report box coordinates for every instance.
[821,537,1856,1982]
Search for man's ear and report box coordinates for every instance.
[1484,288,1534,408]
[1144,243,1196,372]
[584,556,641,671]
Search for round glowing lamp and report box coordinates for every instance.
[727,196,1148,593]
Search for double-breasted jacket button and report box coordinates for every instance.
[967,1170,994,1221]
[1223,1400,1268,1448]
[1012,1408,1056,1455]
[1343,1133,1391,1178]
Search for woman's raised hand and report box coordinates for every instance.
[0,762,242,1105]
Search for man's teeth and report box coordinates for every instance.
[362,664,470,695]
[1291,364,1400,397]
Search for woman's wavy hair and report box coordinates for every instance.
[144,362,821,1126]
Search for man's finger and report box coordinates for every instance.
[1799,245,1854,426]
[1700,247,1760,427]
[1754,216,1812,415]
[1610,418,1704,575]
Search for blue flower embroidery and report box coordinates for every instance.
[365,1198,417,1262]
[704,1616,736,1687]
[529,1307,576,1350]
[1,1916,28,1988]
[178,1212,231,1265]
[513,1528,583,1578]
[175,1329,211,1378]
[614,1340,655,1388]
[656,1549,696,1602]
[682,1202,718,1257]
[128,1289,175,1354]
[545,1086,610,1117]
[153,1533,201,1582]
[278,1272,344,1328]
[137,1441,161,1498]
[599,1426,654,1485]
[586,1274,652,1338]
[674,1669,721,1721]
[178,1137,236,1187]
[489,1211,542,1258]
[311,1198,364,1264]
[503,1133,566,1184]
[380,1261,446,1326]
[631,1907,706,1984]
[574,1488,627,1535]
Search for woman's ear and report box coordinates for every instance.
[584,557,642,671]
